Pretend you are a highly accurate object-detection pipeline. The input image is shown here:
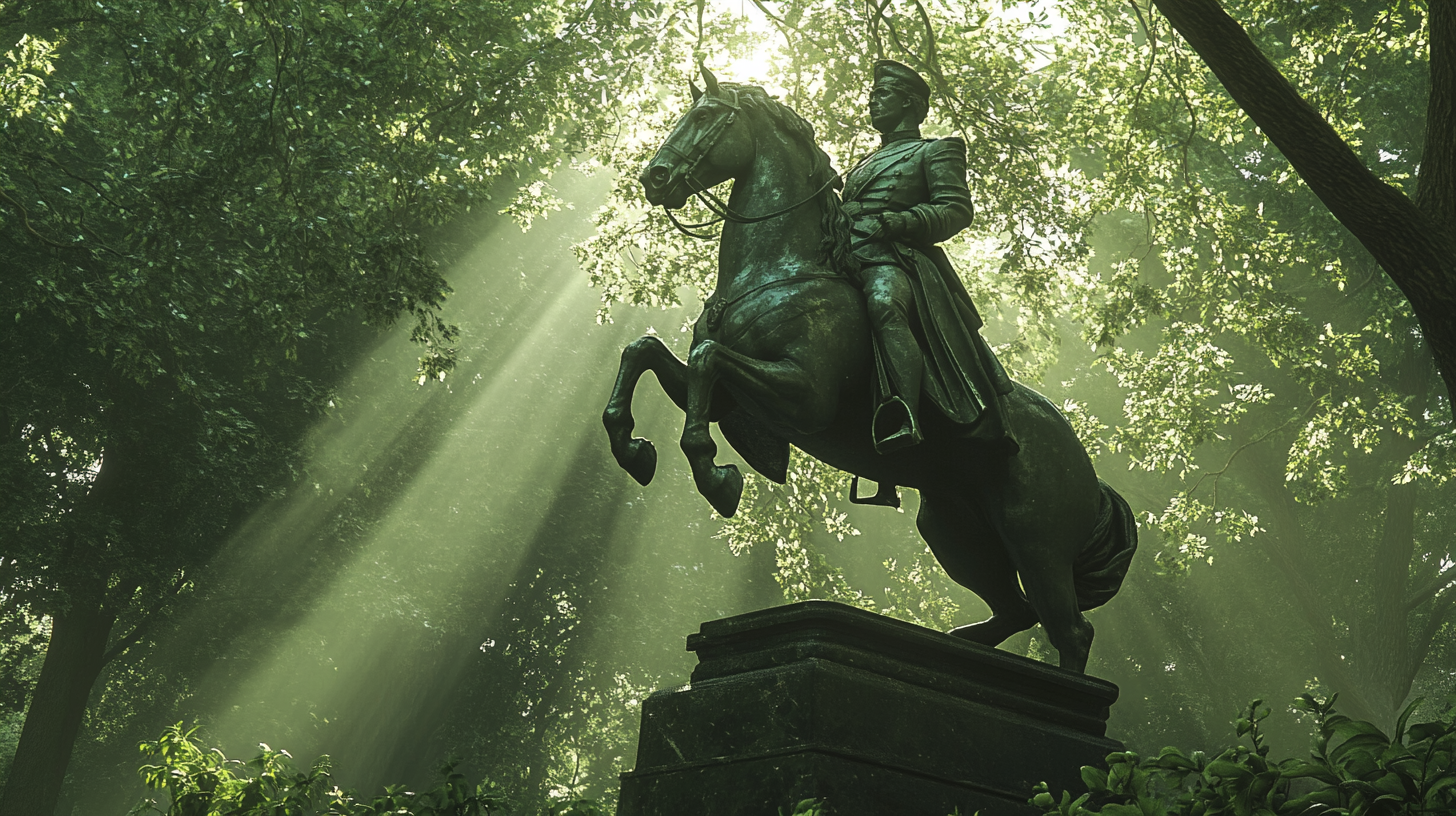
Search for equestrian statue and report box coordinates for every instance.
[601,60,1136,673]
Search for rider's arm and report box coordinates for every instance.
[899,137,974,245]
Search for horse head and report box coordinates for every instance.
[640,64,755,210]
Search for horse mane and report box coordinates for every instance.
[726,84,860,279]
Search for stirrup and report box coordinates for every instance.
[850,475,901,508]
[872,396,922,455]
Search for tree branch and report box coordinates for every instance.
[1418,2,1456,233]
[746,0,838,61]
[869,0,916,66]
[1406,592,1456,690]
[1187,403,1312,506]
[0,187,72,250]
[1148,0,1456,407]
[1406,565,1456,611]
[100,571,188,666]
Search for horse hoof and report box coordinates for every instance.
[947,622,1001,646]
[704,463,743,517]
[948,613,1034,647]
[1058,653,1089,674]
[620,438,657,486]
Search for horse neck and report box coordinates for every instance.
[717,133,825,290]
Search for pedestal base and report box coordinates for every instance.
[619,601,1120,816]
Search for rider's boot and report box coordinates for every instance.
[872,321,924,454]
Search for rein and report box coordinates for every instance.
[664,173,841,240]
[654,86,855,334]
[663,206,722,240]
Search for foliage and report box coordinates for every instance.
[126,723,603,816]
[779,800,826,816]
[4,0,1455,808]
[2,0,664,611]
[0,609,45,718]
[716,450,867,605]
[0,0,670,810]
[1052,0,1455,729]
[714,450,962,632]
[1057,0,1439,566]
[1033,696,1456,816]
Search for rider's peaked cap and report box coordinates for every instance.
[873,59,931,101]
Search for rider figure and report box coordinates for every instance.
[843,59,1017,456]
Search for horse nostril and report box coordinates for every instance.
[648,165,672,189]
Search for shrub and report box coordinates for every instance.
[127,724,603,816]
[1032,695,1456,816]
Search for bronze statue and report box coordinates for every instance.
[603,64,1136,673]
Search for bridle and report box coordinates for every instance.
[656,88,840,240]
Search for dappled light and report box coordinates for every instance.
[58,172,781,811]
[3,1,1455,815]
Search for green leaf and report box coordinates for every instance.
[1408,721,1455,743]
[1331,718,1387,740]
[1153,747,1198,772]
[1330,733,1391,765]
[1205,760,1254,782]
[1394,697,1424,742]
[1278,759,1338,786]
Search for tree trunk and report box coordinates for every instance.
[1417,2,1456,233]
[1246,445,1380,724]
[2,383,142,816]
[1354,343,1436,728]
[1356,479,1417,729]
[0,582,115,816]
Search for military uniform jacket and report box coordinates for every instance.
[843,135,1015,443]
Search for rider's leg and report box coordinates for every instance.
[860,264,924,450]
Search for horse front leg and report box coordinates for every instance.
[603,334,689,486]
[680,340,836,518]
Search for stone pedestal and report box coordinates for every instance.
[618,601,1120,816]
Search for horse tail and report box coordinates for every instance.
[1072,479,1138,612]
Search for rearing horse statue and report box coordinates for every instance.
[602,69,1136,673]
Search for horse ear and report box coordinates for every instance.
[700,62,720,96]
[690,80,703,102]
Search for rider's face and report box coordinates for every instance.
[869,83,909,134]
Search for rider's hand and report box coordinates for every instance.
[873,211,911,240]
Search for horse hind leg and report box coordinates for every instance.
[1016,557,1094,673]
[918,494,1037,646]
[603,335,689,486]
[1022,482,1136,672]
[1001,460,1101,672]
[922,488,1093,671]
